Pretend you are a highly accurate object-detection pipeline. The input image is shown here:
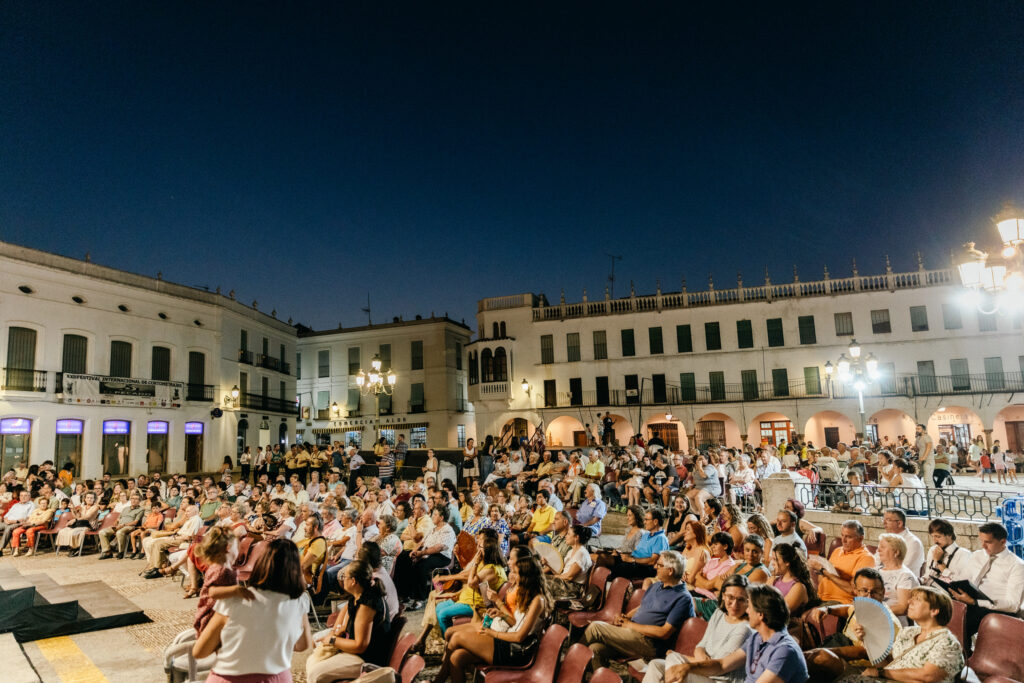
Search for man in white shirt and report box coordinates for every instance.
[772,509,807,558]
[540,481,564,511]
[358,509,380,542]
[882,507,925,577]
[1,490,36,551]
[951,521,1024,640]
[508,451,525,477]
[915,424,934,487]
[923,518,973,585]
[284,480,310,507]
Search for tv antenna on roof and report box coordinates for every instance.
[361,293,371,325]
[605,253,622,298]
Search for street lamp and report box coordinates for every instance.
[824,339,881,443]
[223,384,241,408]
[356,354,396,440]
[957,203,1024,313]
[520,378,530,394]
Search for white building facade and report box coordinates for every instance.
[467,261,1024,454]
[295,317,474,450]
[0,242,298,477]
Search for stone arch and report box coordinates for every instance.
[695,411,742,449]
[867,408,915,448]
[992,404,1024,451]
[745,411,797,448]
[803,410,856,449]
[926,405,985,451]
[546,415,587,448]
[641,412,688,452]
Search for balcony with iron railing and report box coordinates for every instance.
[238,392,298,415]
[533,371,1024,409]
[185,384,214,402]
[255,353,291,375]
[409,401,426,414]
[238,349,254,365]
[530,266,956,321]
[1,368,48,392]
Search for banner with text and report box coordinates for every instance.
[60,373,184,408]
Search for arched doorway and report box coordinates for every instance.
[695,412,741,449]
[867,409,915,448]
[500,417,536,449]
[745,412,796,448]
[603,413,634,447]
[803,411,856,449]
[927,406,984,451]
[546,415,587,447]
[641,413,687,452]
[993,404,1024,452]
[236,418,248,457]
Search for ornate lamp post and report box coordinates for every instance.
[956,202,1024,313]
[355,354,396,441]
[824,339,880,442]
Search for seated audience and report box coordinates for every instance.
[610,508,670,580]
[643,574,753,683]
[9,496,54,556]
[547,524,594,600]
[813,520,875,604]
[923,518,972,585]
[948,521,1024,640]
[694,532,737,593]
[875,533,919,620]
[771,543,816,615]
[584,550,695,669]
[394,504,457,610]
[882,507,925,578]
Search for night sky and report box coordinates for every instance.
[2,2,1023,330]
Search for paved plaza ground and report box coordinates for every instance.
[3,472,1022,682]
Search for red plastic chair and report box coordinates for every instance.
[388,632,418,672]
[35,512,73,554]
[626,588,646,614]
[479,624,569,683]
[77,511,120,556]
[591,667,622,683]
[236,540,269,583]
[826,537,842,559]
[400,654,425,683]
[232,536,255,567]
[569,577,630,630]
[628,616,709,681]
[806,530,826,556]
[948,598,966,651]
[967,613,1024,682]
[555,644,594,683]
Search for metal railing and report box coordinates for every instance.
[1,368,47,391]
[238,349,254,364]
[255,354,291,375]
[530,267,955,321]
[409,401,426,414]
[186,383,214,402]
[239,392,297,415]
[794,481,1009,522]
[455,397,468,413]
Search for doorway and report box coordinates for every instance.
[1005,421,1024,453]
[185,422,204,472]
[147,421,169,473]
[938,424,971,450]
[758,420,793,447]
[649,423,680,451]
[0,417,32,474]
[824,427,840,449]
[54,419,83,476]
[695,420,725,449]
[102,420,131,476]
[572,431,588,447]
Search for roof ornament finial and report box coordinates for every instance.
[707,273,714,290]
[917,251,925,270]
[823,264,830,280]
[764,266,771,286]
[157,271,162,280]
[737,271,743,288]
[792,264,799,282]
[604,285,610,300]
[229,289,235,300]
[215,285,221,294]
[885,254,892,272]
[252,300,258,310]
[851,258,859,276]
[680,275,687,293]
[560,288,565,305]
[582,287,588,302]
[656,279,661,295]
[630,280,635,297]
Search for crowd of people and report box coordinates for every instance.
[1,430,1023,683]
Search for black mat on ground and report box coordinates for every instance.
[0,568,150,642]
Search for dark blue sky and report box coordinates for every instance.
[2,2,1023,330]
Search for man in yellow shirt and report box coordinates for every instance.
[526,490,557,541]
[571,450,606,504]
[814,520,876,604]
[401,497,434,551]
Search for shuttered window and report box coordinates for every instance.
[736,320,753,349]
[798,316,816,344]
[348,347,360,375]
[151,346,171,381]
[709,371,725,400]
[803,367,821,395]
[410,382,425,410]
[648,327,664,354]
[834,312,854,336]
[540,335,554,364]
[766,318,785,347]
[772,368,790,397]
[379,344,391,369]
[871,309,892,334]
[704,322,721,351]
[7,327,36,369]
[942,304,962,330]
[110,341,132,377]
[621,329,635,357]
[676,325,693,353]
[188,352,206,385]
[679,373,696,402]
[593,331,608,360]
[567,333,581,362]
[411,340,424,370]
[910,306,929,332]
[62,334,88,373]
[318,350,330,377]
[741,370,758,400]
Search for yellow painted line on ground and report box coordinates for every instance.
[34,636,109,683]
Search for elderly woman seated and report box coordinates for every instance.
[10,496,54,556]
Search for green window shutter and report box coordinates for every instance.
[540,335,554,364]
[348,347,360,375]
[151,346,171,381]
[676,325,693,353]
[709,371,725,401]
[593,331,608,360]
[411,340,423,370]
[736,320,753,349]
[803,366,821,395]
[110,340,132,377]
[798,316,816,345]
[704,322,721,351]
[679,373,696,402]
[621,329,635,357]
[648,327,663,354]
[62,334,88,374]
[766,318,784,347]
[741,370,759,400]
[772,368,789,397]
[567,333,581,362]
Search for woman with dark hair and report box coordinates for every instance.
[306,558,392,683]
[641,574,753,683]
[694,531,737,593]
[434,553,551,683]
[193,539,311,682]
[772,543,816,615]
[547,524,594,600]
[681,518,711,588]
[703,497,723,538]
